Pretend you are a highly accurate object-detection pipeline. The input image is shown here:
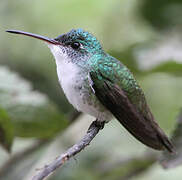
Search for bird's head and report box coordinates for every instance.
[6,29,103,65]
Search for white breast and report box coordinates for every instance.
[48,45,82,109]
[57,60,84,111]
[48,44,112,121]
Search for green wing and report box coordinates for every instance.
[89,59,174,153]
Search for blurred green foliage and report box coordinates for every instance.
[160,111,182,169]
[141,0,182,30]
[1,0,182,180]
[0,107,13,152]
[0,66,68,139]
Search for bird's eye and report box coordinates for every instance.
[70,42,80,49]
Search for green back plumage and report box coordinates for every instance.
[89,54,174,152]
[89,54,147,117]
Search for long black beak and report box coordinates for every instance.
[6,30,61,45]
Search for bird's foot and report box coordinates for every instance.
[87,119,105,133]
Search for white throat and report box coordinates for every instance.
[48,44,84,109]
[48,43,81,81]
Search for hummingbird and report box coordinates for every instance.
[6,29,174,153]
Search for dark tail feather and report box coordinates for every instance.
[156,129,175,154]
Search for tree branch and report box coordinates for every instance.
[32,120,104,180]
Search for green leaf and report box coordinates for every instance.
[0,107,14,152]
[0,66,68,138]
[9,104,68,138]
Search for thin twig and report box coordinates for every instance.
[32,120,104,180]
[0,110,79,179]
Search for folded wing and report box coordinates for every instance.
[89,70,174,153]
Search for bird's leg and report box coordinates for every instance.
[87,119,105,133]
